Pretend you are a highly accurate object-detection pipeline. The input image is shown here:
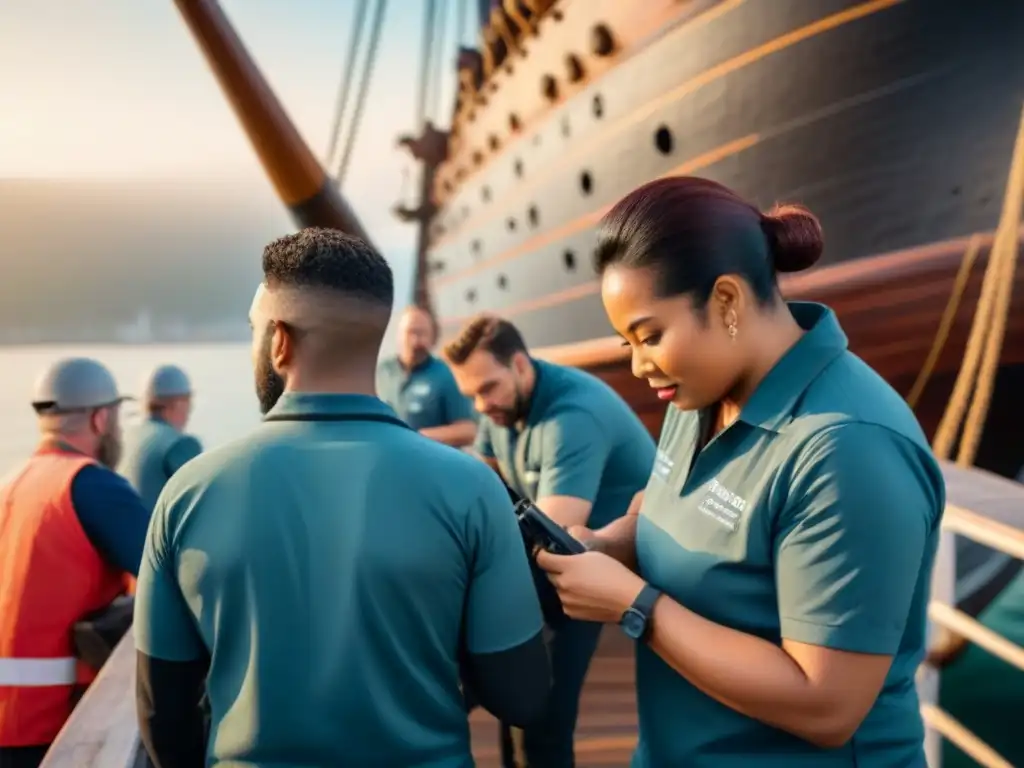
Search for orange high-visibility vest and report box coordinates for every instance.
[0,447,127,747]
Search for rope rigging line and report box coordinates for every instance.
[415,0,439,129]
[426,0,451,125]
[929,102,1024,465]
[324,0,369,166]
[335,0,389,188]
[455,0,468,47]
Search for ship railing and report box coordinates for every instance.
[38,464,1024,768]
[920,492,1024,768]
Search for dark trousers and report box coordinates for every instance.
[0,745,48,768]
[499,617,604,768]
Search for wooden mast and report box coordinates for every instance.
[172,0,370,241]
[394,123,449,316]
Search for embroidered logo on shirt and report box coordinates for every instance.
[651,449,674,482]
[410,382,432,397]
[697,477,748,531]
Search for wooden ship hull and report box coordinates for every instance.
[427,0,1024,478]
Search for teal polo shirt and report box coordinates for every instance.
[474,360,655,528]
[377,354,475,430]
[134,393,543,767]
[118,416,202,512]
[634,303,945,767]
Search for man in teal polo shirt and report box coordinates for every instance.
[377,304,476,447]
[133,228,550,767]
[119,364,203,512]
[445,313,655,767]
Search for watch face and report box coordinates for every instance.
[621,608,646,640]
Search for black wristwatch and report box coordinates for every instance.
[620,584,661,642]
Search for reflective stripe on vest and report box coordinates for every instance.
[0,657,77,687]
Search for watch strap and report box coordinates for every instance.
[633,584,661,616]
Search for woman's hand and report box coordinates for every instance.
[534,549,647,624]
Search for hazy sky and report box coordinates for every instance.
[0,0,469,253]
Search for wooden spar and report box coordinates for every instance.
[172,0,370,241]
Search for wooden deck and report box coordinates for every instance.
[469,630,638,767]
[40,462,1024,768]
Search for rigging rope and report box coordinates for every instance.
[427,0,450,125]
[335,0,389,188]
[415,0,439,129]
[905,236,981,410]
[929,102,1024,464]
[455,0,468,47]
[325,0,369,166]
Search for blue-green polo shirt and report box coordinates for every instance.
[474,360,655,529]
[377,354,475,430]
[119,416,203,513]
[634,302,945,767]
[134,392,543,767]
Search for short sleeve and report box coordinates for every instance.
[464,472,544,654]
[537,409,610,503]
[164,435,203,477]
[133,494,206,662]
[474,418,495,458]
[440,370,476,423]
[775,424,942,655]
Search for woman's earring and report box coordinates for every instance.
[728,323,738,341]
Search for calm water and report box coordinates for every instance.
[0,343,260,472]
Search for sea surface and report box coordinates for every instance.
[0,343,259,473]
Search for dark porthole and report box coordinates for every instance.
[514,158,524,177]
[580,170,593,196]
[527,205,539,227]
[563,250,577,271]
[470,239,482,257]
[654,125,674,155]
[506,217,517,232]
[592,94,604,119]
[561,117,571,138]
[481,185,491,203]
[465,288,477,303]
[497,274,509,290]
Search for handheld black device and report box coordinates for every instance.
[514,498,588,555]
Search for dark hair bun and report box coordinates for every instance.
[761,203,824,273]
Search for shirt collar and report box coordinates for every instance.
[264,392,399,422]
[737,302,848,432]
[395,353,436,375]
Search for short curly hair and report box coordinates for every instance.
[262,227,393,306]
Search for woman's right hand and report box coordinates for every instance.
[568,490,643,572]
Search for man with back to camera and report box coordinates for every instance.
[0,358,149,768]
[132,227,551,768]
[377,304,477,447]
[444,313,656,768]
[119,364,203,512]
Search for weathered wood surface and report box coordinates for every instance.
[45,463,1024,767]
[40,629,141,768]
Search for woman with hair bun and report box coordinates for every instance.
[536,177,944,766]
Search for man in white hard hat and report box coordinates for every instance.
[0,357,149,768]
[119,364,203,513]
